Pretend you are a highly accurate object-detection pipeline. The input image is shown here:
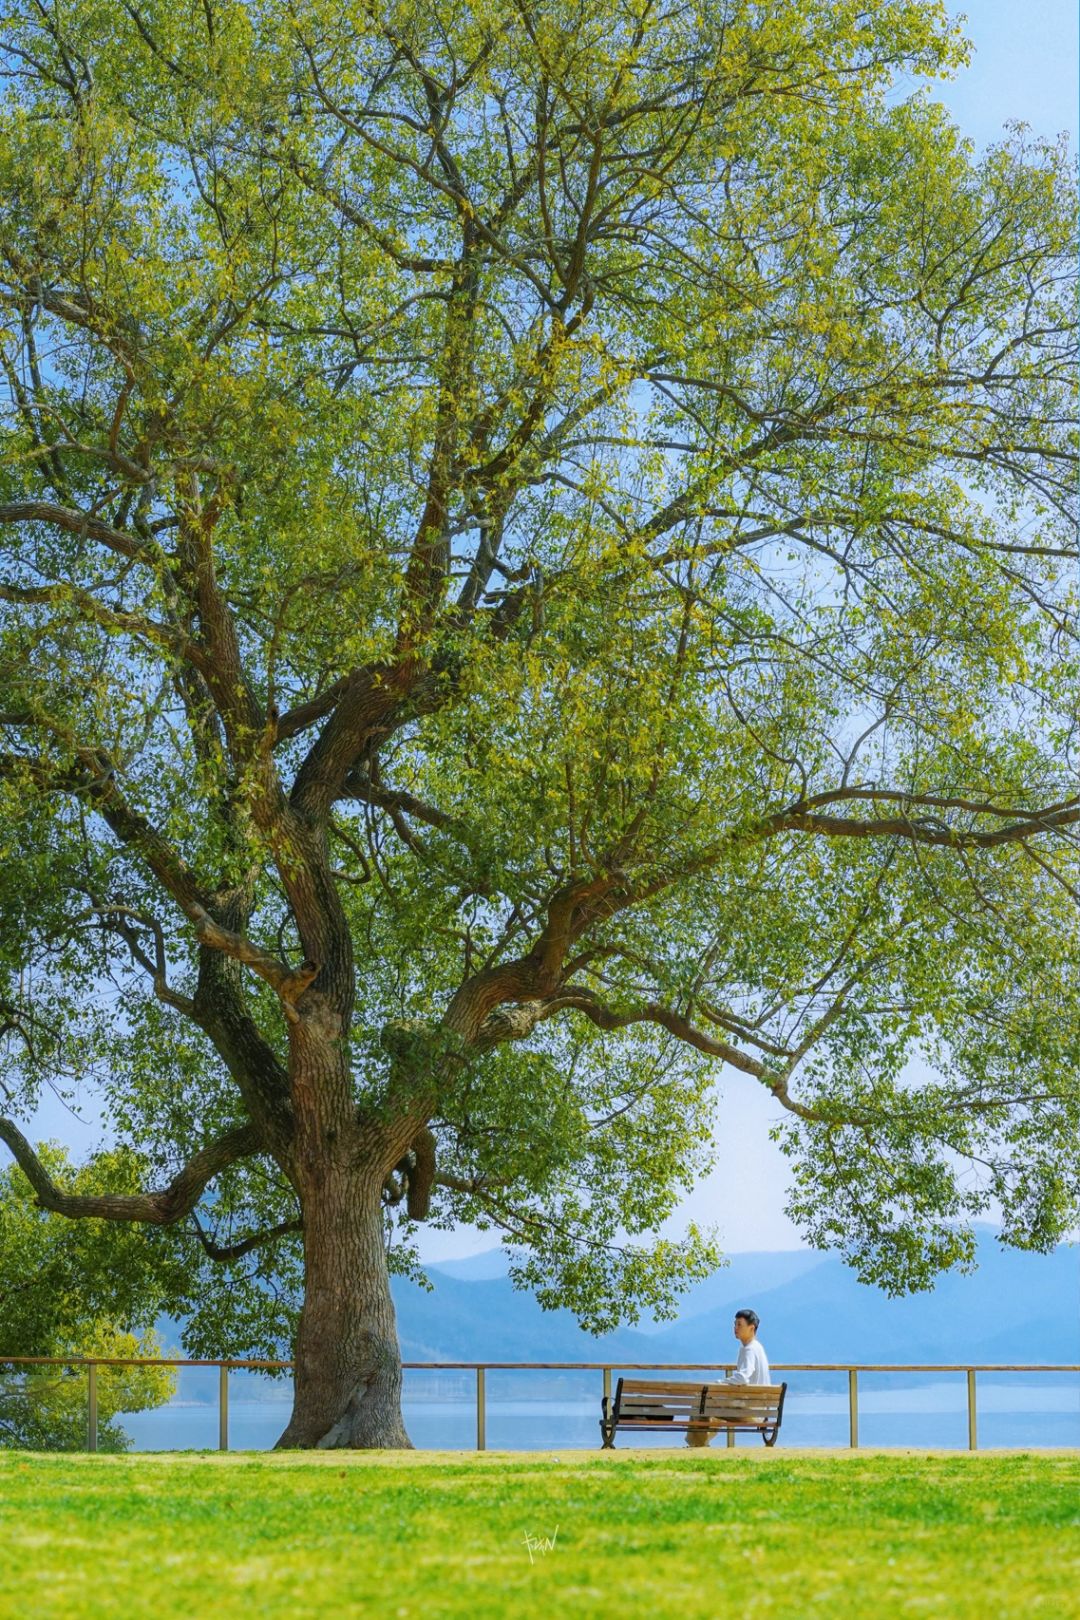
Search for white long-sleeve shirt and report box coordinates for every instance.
[725,1338,771,1385]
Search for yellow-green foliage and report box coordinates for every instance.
[0,1150,176,1450]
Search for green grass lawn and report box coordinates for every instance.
[1,1449,1078,1619]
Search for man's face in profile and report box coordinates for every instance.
[733,1316,755,1345]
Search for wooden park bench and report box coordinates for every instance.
[599,1377,788,1449]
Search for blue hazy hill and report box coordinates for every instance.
[392,1235,1080,1367]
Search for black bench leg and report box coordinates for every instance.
[599,1422,616,1450]
[762,1428,778,1447]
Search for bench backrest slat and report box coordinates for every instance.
[701,1386,784,1418]
[618,1381,703,1393]
[701,1385,784,1403]
[614,1377,702,1421]
[619,1394,699,1405]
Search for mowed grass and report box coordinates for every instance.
[1,1450,1078,1620]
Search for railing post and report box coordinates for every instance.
[86,1363,98,1453]
[967,1369,977,1451]
[219,1365,229,1452]
[724,1361,735,1445]
[476,1366,486,1451]
[848,1369,858,1449]
[602,1366,611,1408]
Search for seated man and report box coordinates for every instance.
[727,1308,770,1385]
[686,1307,771,1445]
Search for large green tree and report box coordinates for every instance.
[0,0,1076,1447]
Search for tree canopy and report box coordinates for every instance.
[0,0,1076,1444]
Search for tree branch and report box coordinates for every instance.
[0,578,202,667]
[79,899,197,1018]
[189,1210,302,1261]
[0,500,149,562]
[274,676,354,742]
[441,874,620,1045]
[0,748,212,916]
[343,773,461,834]
[0,1118,262,1224]
[769,792,1080,849]
[552,986,770,1077]
[189,905,319,1022]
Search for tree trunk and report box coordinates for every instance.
[275,1160,412,1450]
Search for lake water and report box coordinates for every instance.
[115,1370,1080,1452]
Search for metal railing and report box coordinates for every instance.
[2,1356,1077,1453]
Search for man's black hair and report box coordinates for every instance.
[734,1308,760,1330]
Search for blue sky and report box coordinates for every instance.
[932,1,1077,149]
[19,2,1080,1262]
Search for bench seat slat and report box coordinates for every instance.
[615,1420,764,1431]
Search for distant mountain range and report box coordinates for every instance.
[393,1233,1080,1369]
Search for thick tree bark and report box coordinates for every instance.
[275,1161,412,1449]
[276,1020,413,1449]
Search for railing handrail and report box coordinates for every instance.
[4,1355,1077,1455]
[1,1356,1079,1372]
